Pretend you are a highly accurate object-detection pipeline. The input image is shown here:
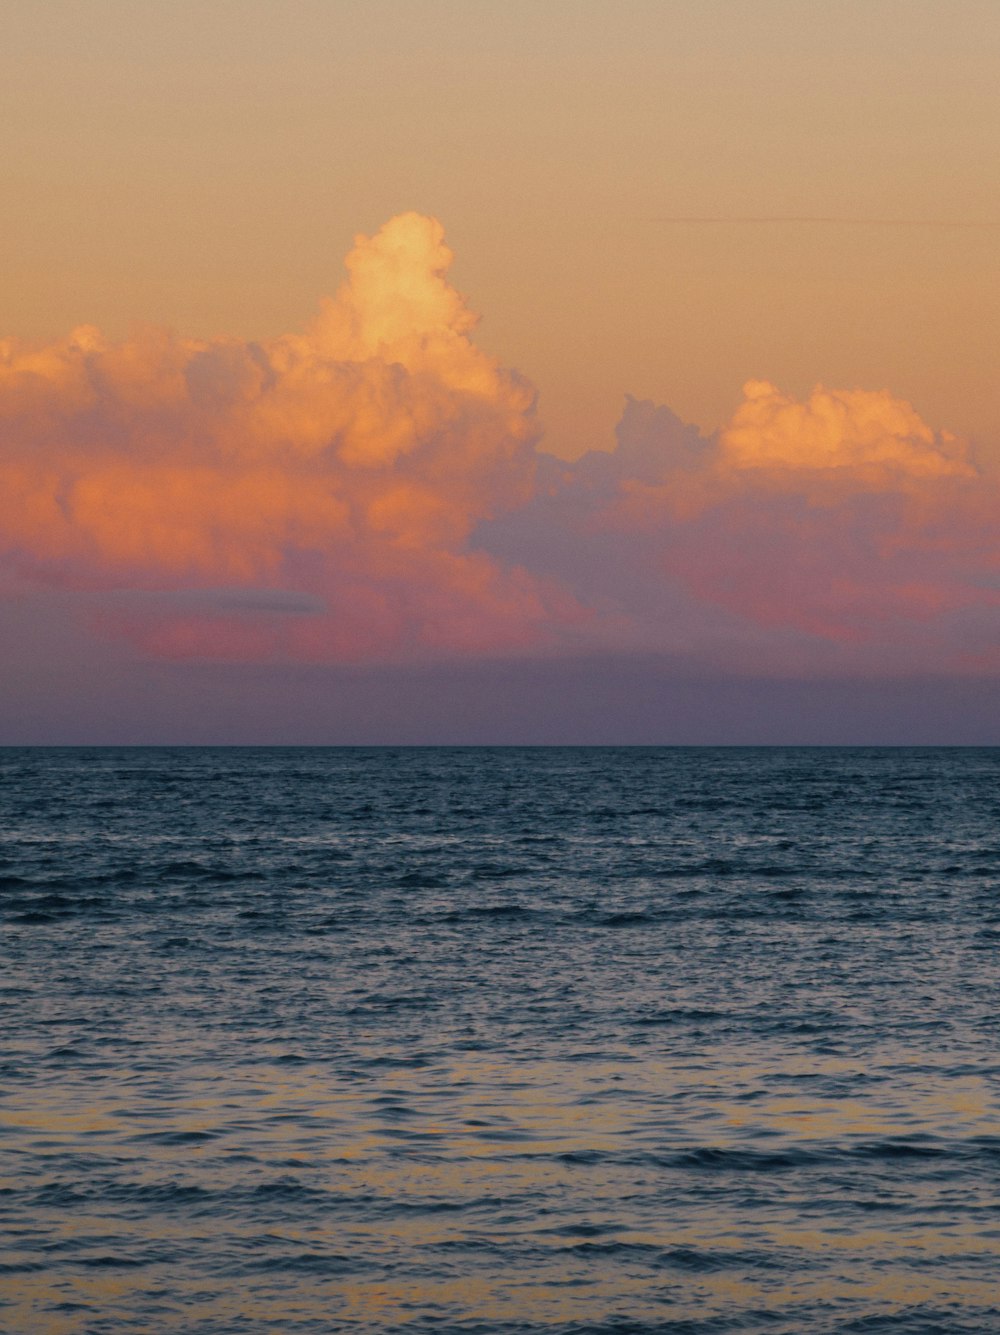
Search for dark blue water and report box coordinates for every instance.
[2,747,1000,1333]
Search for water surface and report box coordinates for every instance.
[2,747,999,1332]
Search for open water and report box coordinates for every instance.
[2,746,1000,1334]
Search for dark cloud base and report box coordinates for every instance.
[4,629,998,746]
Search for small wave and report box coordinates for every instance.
[631,1007,723,1026]
[347,992,437,1013]
[465,902,533,918]
[598,911,659,928]
[130,1129,220,1146]
[562,1238,662,1259]
[76,1254,148,1269]
[556,1149,606,1165]
[255,1251,366,1274]
[398,870,449,888]
[852,1138,948,1161]
[469,863,526,881]
[156,859,256,884]
[435,902,540,925]
[670,1145,819,1171]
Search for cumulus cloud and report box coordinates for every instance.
[480,383,998,671]
[0,214,577,660]
[2,214,997,676]
[719,380,974,481]
[620,382,991,645]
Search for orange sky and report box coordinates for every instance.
[2,1,1000,741]
[3,209,997,678]
[4,0,999,461]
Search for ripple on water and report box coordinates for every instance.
[2,745,1000,1333]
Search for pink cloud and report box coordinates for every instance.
[0,214,579,660]
[480,384,999,673]
[1,215,997,676]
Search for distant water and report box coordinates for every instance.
[3,747,1000,1334]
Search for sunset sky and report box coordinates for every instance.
[3,0,999,742]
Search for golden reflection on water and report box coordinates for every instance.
[9,1255,1000,1335]
[5,1046,1000,1331]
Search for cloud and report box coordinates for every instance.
[621,383,991,648]
[0,213,578,660]
[2,213,997,677]
[479,384,999,673]
[719,380,973,480]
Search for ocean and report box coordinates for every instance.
[2,746,999,1333]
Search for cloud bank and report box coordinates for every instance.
[482,381,996,673]
[0,213,575,660]
[2,213,997,675]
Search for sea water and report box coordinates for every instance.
[2,747,999,1333]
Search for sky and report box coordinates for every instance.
[2,0,999,743]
